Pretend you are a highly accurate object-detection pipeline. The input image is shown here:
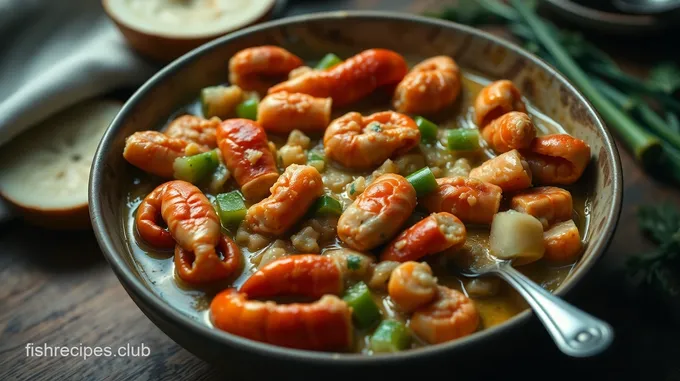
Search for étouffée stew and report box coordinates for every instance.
[122,47,590,354]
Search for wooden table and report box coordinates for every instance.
[2,1,680,380]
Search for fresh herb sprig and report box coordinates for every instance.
[425,0,680,182]
[648,62,680,95]
[627,204,680,296]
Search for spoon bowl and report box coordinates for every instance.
[456,257,614,358]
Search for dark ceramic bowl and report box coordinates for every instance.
[89,11,622,378]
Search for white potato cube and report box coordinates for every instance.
[490,210,545,265]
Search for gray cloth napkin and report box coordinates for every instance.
[0,0,158,223]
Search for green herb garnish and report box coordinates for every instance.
[368,122,382,132]
[627,204,680,296]
[647,62,680,95]
[311,195,343,217]
[347,255,361,270]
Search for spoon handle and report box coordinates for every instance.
[495,265,614,357]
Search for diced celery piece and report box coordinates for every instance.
[173,150,220,184]
[370,320,412,353]
[215,191,247,227]
[447,129,480,151]
[415,116,438,142]
[315,53,342,70]
[405,167,438,197]
[343,281,382,329]
[236,98,258,120]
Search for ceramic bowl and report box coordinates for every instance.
[89,11,622,378]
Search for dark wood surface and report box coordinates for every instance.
[2,1,680,380]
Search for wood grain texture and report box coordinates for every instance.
[2,0,680,380]
[0,227,220,380]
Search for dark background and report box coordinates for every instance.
[2,0,680,380]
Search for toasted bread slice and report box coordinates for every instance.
[0,99,122,230]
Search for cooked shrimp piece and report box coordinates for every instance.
[245,164,324,236]
[324,111,420,169]
[421,177,502,225]
[481,111,536,153]
[175,234,242,284]
[324,248,375,283]
[381,212,466,262]
[521,134,591,185]
[257,92,332,134]
[474,80,526,128]
[228,46,303,92]
[240,254,344,299]
[216,119,279,201]
[164,115,220,148]
[338,174,417,251]
[368,260,400,291]
[543,220,582,262]
[468,149,533,192]
[410,286,479,344]
[269,49,408,106]
[135,181,175,248]
[211,289,353,351]
[135,181,236,283]
[511,186,573,228]
[136,180,219,252]
[388,262,438,313]
[288,66,314,79]
[393,56,461,114]
[123,131,204,178]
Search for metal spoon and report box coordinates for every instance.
[611,0,680,14]
[455,254,614,357]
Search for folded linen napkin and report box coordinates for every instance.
[0,0,159,223]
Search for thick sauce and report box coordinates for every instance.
[123,71,590,353]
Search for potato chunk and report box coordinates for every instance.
[291,226,321,253]
[465,277,501,298]
[489,210,544,264]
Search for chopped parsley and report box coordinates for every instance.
[627,203,680,296]
[347,255,362,270]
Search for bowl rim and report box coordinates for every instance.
[89,10,623,364]
[544,0,661,27]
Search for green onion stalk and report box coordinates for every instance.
[511,0,662,168]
